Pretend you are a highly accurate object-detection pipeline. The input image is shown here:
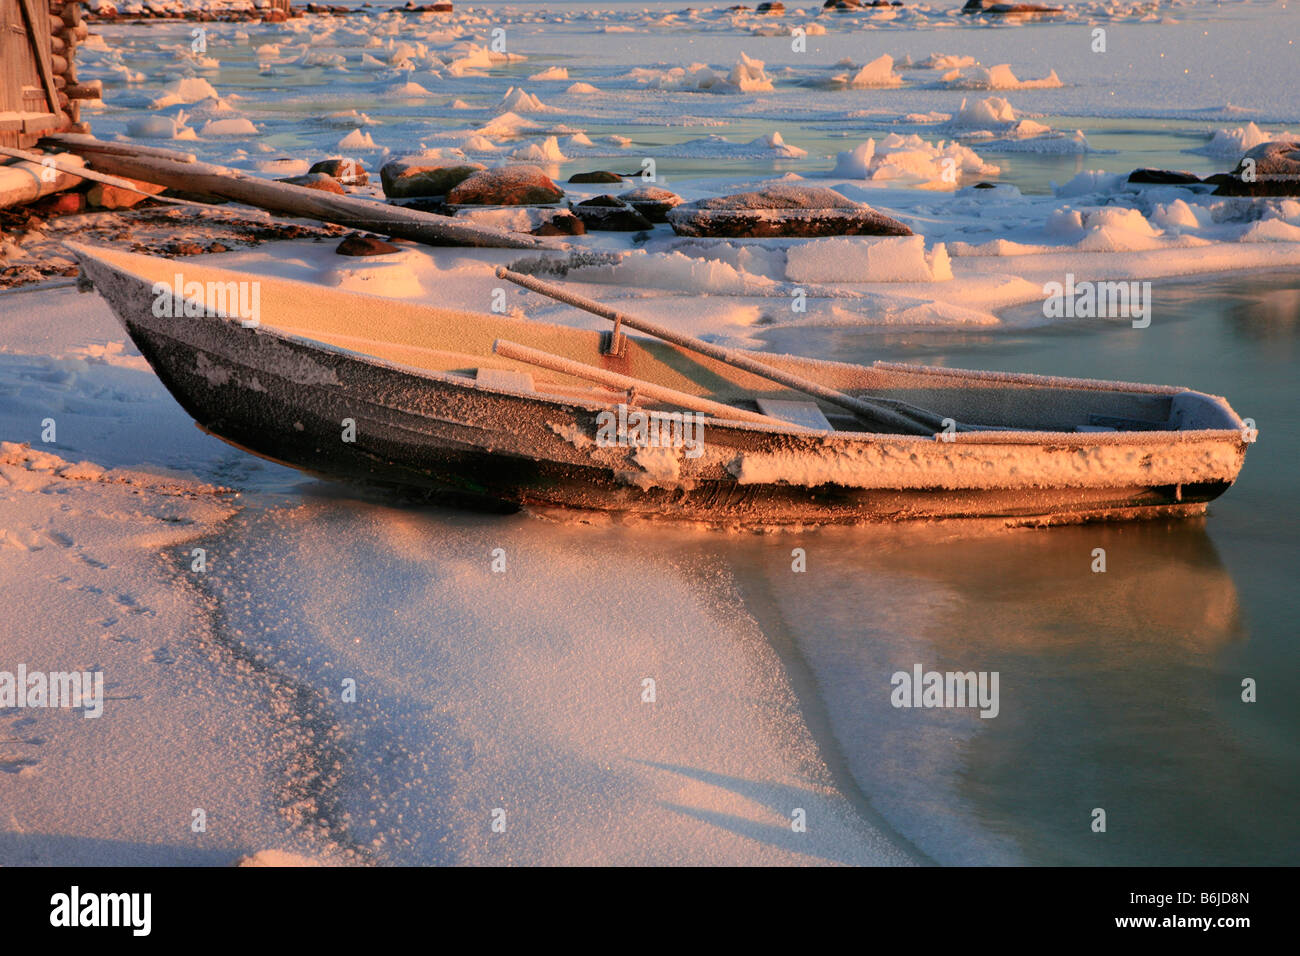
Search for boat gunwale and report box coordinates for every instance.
[71,242,1251,450]
[201,322,1255,450]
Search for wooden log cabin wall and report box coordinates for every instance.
[1,0,94,151]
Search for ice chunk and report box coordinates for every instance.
[785,236,944,283]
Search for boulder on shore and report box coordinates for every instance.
[572,196,654,231]
[277,173,346,195]
[1127,168,1202,186]
[1209,140,1300,196]
[310,158,369,186]
[568,170,625,184]
[336,233,401,256]
[667,184,912,238]
[532,212,587,236]
[380,161,485,199]
[621,185,683,223]
[446,165,565,205]
[86,177,166,209]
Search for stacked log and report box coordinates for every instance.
[48,1,93,134]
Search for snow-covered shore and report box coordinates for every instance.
[0,287,917,865]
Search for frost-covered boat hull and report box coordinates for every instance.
[74,244,1249,527]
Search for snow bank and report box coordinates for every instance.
[338,129,378,150]
[655,132,807,159]
[148,76,219,109]
[497,86,550,113]
[511,135,568,163]
[1192,121,1284,158]
[528,67,569,82]
[785,236,950,283]
[625,53,774,94]
[943,63,1062,90]
[727,53,775,93]
[200,117,258,137]
[951,96,1017,127]
[846,55,903,89]
[830,134,999,187]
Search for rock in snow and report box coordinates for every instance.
[277,173,346,195]
[621,186,684,223]
[532,212,587,236]
[336,233,402,256]
[1211,141,1300,196]
[310,158,369,186]
[667,185,912,238]
[1127,168,1202,186]
[380,161,485,199]
[568,170,626,184]
[571,196,654,231]
[446,165,566,205]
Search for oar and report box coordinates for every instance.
[495,266,952,435]
[491,339,813,430]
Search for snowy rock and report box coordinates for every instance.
[277,173,346,195]
[668,185,912,238]
[446,165,566,205]
[532,212,586,237]
[572,196,654,232]
[380,161,485,199]
[1127,169,1202,186]
[310,158,369,186]
[336,234,401,257]
[87,177,165,210]
[569,171,625,184]
[1212,141,1300,196]
[621,186,684,223]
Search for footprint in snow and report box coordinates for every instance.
[0,756,40,775]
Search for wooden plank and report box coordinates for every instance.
[17,0,61,119]
[21,113,60,134]
[42,132,196,163]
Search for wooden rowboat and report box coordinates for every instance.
[70,242,1251,526]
